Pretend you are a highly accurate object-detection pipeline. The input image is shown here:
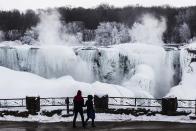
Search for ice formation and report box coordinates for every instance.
[0,42,178,98]
[0,11,182,99]
[166,42,196,99]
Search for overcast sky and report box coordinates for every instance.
[0,0,196,11]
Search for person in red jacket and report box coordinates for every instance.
[73,90,85,128]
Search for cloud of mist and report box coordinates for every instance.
[130,14,167,45]
[34,10,79,46]
[129,14,175,98]
[36,10,62,45]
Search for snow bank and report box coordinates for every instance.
[0,66,136,98]
[92,82,134,97]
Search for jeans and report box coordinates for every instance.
[73,110,85,127]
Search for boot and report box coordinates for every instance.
[73,123,76,128]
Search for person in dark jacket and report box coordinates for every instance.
[85,95,95,127]
[73,90,85,128]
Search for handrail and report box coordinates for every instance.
[0,97,195,109]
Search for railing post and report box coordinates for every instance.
[195,100,196,116]
[66,97,70,114]
[120,98,123,105]
[52,98,55,105]
[94,95,108,112]
[22,99,23,107]
[148,99,151,107]
[135,98,137,107]
[4,100,7,107]
[26,96,40,115]
[162,97,177,116]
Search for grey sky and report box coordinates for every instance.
[0,0,196,11]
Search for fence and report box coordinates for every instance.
[0,97,195,114]
[40,97,74,106]
[0,98,25,108]
[108,97,162,108]
[178,99,196,109]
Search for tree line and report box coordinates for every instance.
[0,4,196,44]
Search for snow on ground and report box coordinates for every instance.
[0,112,195,123]
[0,106,194,123]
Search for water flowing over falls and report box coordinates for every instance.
[0,42,181,98]
[165,43,196,99]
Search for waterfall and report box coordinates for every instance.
[0,42,180,98]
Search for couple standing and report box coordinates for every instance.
[73,90,95,128]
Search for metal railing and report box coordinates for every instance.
[40,97,73,106]
[178,99,196,109]
[0,98,25,108]
[0,97,195,110]
[108,97,162,108]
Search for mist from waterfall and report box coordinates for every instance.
[123,14,175,98]
[130,14,166,45]
[28,10,94,82]
[34,10,80,46]
[36,10,63,45]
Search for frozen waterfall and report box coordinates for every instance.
[0,42,180,98]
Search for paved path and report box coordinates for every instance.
[0,121,196,131]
